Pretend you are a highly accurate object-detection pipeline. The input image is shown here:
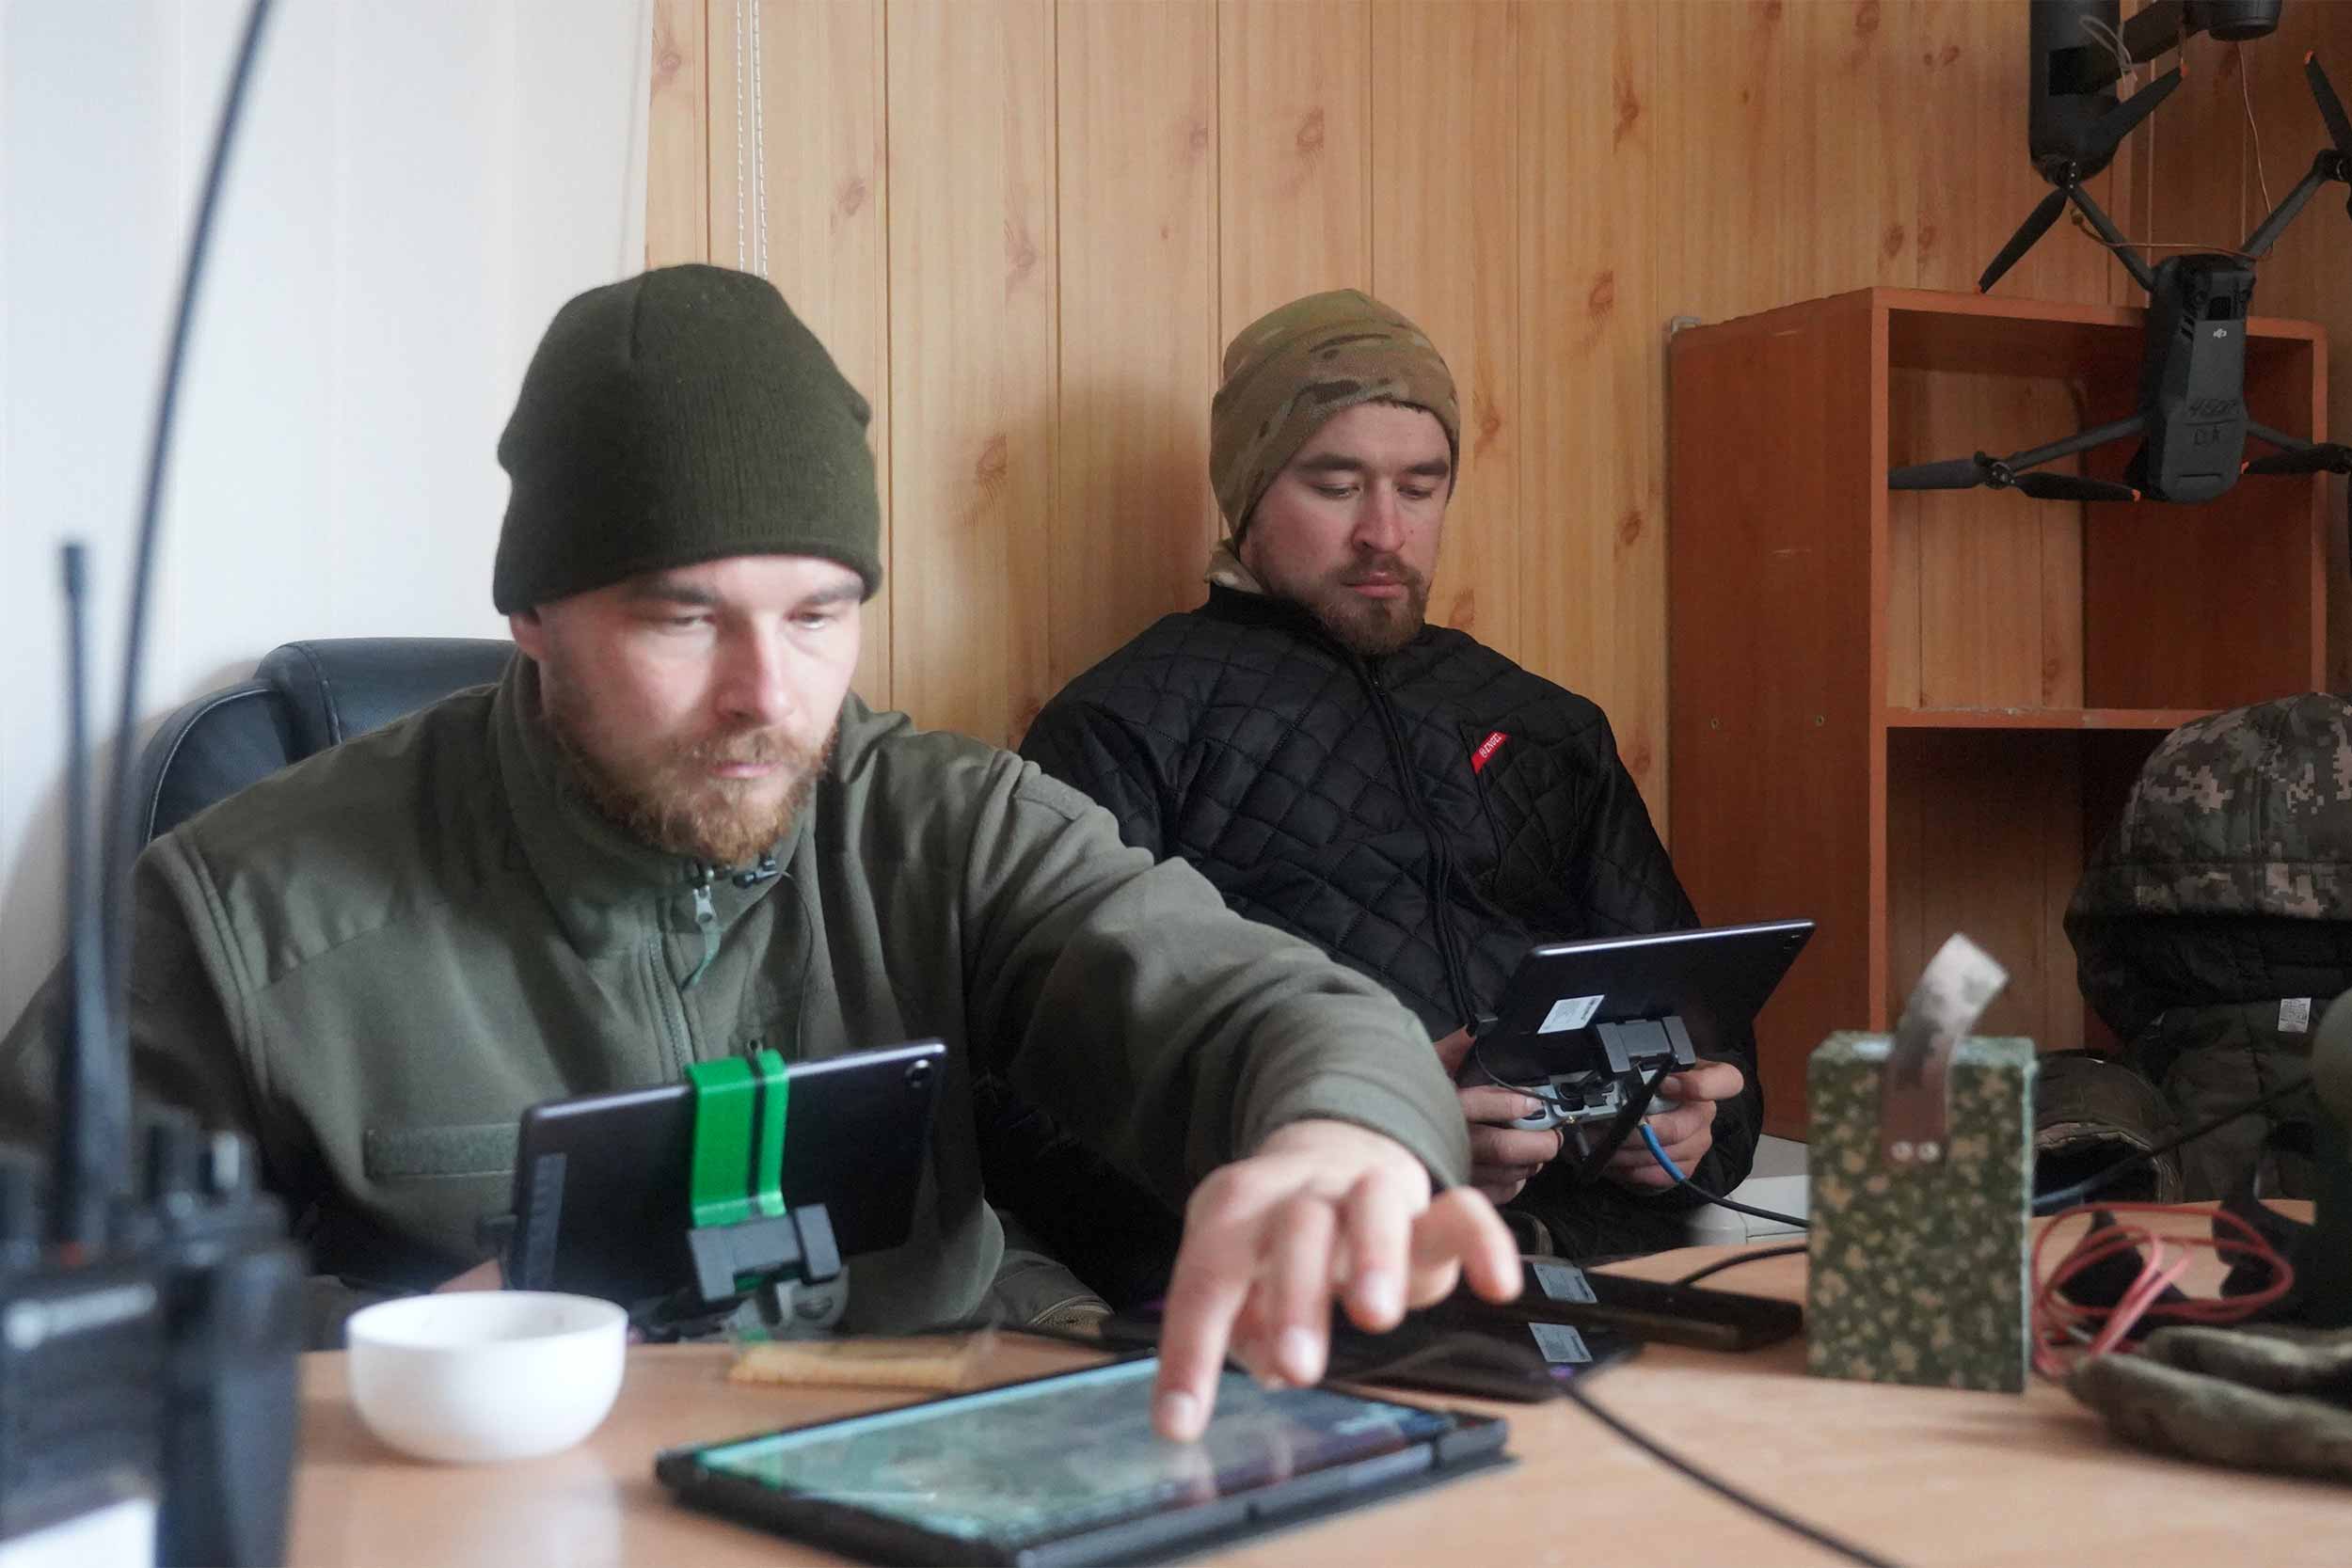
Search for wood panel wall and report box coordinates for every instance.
[647,0,2352,809]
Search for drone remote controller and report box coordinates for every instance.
[1461,1016,1696,1134]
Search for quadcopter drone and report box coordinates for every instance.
[1890,0,2352,505]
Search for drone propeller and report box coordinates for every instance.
[2012,470,2140,502]
[1887,455,1994,490]
[1979,187,2069,294]
[2244,442,2352,478]
[1980,66,2183,293]
[2309,55,2352,209]
[2087,64,2183,166]
[1887,451,2137,502]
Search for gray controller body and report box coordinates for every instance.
[1461,1015,1701,1132]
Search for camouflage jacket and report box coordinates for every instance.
[2065,694,2352,1195]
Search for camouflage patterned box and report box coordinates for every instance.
[1806,1031,2039,1393]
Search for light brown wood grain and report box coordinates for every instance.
[646,0,708,269]
[1049,0,1220,699]
[709,1,894,708]
[1909,372,2083,710]
[1370,0,1521,663]
[1657,0,1915,324]
[1216,0,1372,339]
[883,0,1057,750]
[1668,293,1881,1138]
[1518,1,1666,815]
[1893,729,2087,1051]
[2137,32,2255,260]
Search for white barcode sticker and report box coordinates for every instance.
[2280,998,2312,1034]
[1538,994,1603,1034]
[1530,1260,1597,1303]
[1530,1323,1593,1365]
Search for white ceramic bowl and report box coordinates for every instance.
[344,1291,627,1464]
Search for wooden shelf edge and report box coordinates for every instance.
[1881,706,2215,732]
[1678,285,2326,343]
[1868,285,2322,342]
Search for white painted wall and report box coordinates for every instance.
[0,0,651,1026]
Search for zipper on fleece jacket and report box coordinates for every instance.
[680,866,721,990]
[659,853,786,1072]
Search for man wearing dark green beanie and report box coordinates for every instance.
[0,264,1516,1443]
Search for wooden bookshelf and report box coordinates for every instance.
[1667,287,2328,1138]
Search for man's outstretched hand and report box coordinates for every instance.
[1151,1117,1520,1442]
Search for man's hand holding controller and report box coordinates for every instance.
[1432,1025,1744,1200]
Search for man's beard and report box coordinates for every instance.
[542,674,831,868]
[1295,556,1431,657]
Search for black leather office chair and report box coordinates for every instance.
[133,638,514,844]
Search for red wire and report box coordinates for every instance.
[2029,1203,2295,1380]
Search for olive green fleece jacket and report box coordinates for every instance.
[1,658,1469,1341]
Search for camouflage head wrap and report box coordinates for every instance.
[1208,290,1459,541]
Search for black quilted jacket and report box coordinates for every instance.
[1005,586,1761,1269]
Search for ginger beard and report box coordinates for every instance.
[1293,552,1431,657]
[539,657,831,868]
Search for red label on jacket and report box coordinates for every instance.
[1470,731,1509,774]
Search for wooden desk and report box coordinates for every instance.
[287,1221,2347,1567]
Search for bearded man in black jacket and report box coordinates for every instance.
[1007,289,1758,1277]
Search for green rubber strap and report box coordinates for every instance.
[686,1057,755,1227]
[685,1051,791,1230]
[751,1048,788,1219]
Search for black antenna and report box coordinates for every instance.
[60,0,277,1251]
[52,545,116,1248]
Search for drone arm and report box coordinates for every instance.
[2245,420,2305,451]
[2063,182,2158,293]
[2117,0,2192,66]
[2240,151,2344,260]
[2008,414,2147,474]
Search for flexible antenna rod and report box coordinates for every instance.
[101,0,277,996]
[53,544,113,1248]
[62,0,277,1249]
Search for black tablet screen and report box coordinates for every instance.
[689,1357,1459,1549]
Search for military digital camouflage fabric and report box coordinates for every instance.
[2069,1323,2352,1483]
[2065,693,2352,1198]
[1806,1032,2038,1393]
[2072,693,2352,927]
[1207,289,1459,540]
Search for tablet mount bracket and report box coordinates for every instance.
[1490,1015,1698,1132]
[680,1050,848,1336]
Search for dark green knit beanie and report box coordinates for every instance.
[492,264,882,613]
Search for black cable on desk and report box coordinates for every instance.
[1672,1242,1808,1289]
[1558,1379,1907,1568]
[1640,1124,1811,1230]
